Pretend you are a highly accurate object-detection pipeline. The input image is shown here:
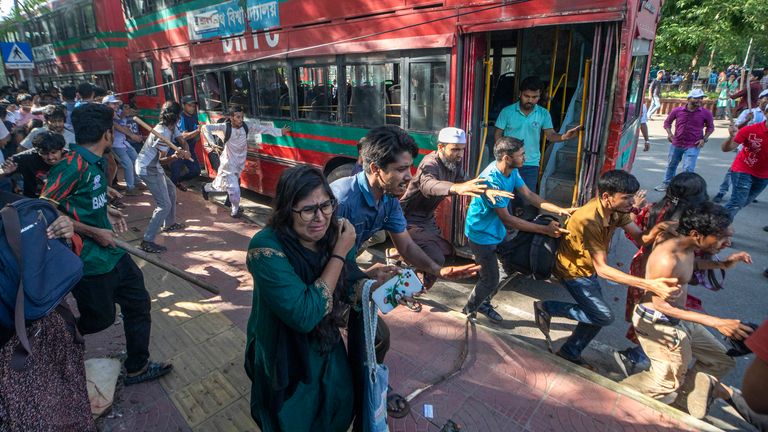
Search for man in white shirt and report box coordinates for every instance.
[20,105,75,150]
[200,106,288,218]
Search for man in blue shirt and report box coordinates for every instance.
[331,125,478,423]
[464,136,571,323]
[494,77,582,194]
[171,96,202,191]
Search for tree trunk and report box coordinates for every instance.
[680,41,706,92]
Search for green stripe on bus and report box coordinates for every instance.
[54,41,127,55]
[128,16,187,39]
[52,31,128,48]
[137,108,161,120]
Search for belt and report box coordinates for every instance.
[635,305,680,326]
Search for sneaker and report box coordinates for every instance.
[654,183,668,192]
[533,301,553,352]
[613,349,637,378]
[686,372,716,419]
[477,302,503,324]
[712,193,724,203]
[175,182,188,192]
[201,187,209,201]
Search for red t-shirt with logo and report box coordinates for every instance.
[746,319,768,362]
[732,122,768,179]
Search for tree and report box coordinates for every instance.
[653,0,767,90]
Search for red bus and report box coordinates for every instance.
[26,0,662,244]
[16,0,130,95]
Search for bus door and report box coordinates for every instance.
[174,61,194,99]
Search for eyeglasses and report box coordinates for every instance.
[291,199,337,221]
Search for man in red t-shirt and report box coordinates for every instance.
[721,104,768,219]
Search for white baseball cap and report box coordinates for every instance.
[102,95,122,105]
[437,127,467,144]
[759,89,768,99]
[687,89,706,99]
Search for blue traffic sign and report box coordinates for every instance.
[0,42,34,70]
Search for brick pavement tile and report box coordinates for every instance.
[611,395,695,432]
[170,370,242,427]
[545,371,620,416]
[526,398,615,432]
[179,311,234,344]
[404,386,470,426]
[192,398,258,432]
[450,395,527,432]
[388,411,437,432]
[219,358,251,397]
[98,394,191,432]
[466,370,544,425]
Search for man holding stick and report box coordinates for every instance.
[40,103,173,385]
[134,101,191,253]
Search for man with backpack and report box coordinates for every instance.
[39,103,173,386]
[533,170,681,369]
[200,105,288,218]
[463,137,572,324]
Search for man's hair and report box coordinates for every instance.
[751,69,765,80]
[159,101,181,126]
[77,82,94,99]
[228,105,244,116]
[32,130,66,153]
[360,125,418,173]
[61,85,76,101]
[597,170,640,195]
[493,136,524,161]
[43,104,66,122]
[0,104,6,119]
[519,76,542,93]
[93,86,107,98]
[679,202,732,238]
[15,93,32,104]
[71,103,114,145]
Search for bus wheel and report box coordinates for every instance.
[326,162,355,183]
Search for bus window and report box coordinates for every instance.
[253,65,290,118]
[131,60,157,96]
[624,55,648,126]
[222,70,252,116]
[344,64,396,128]
[409,62,448,131]
[81,4,97,36]
[161,68,175,101]
[197,71,223,112]
[295,65,338,122]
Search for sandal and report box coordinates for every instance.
[124,361,173,386]
[163,223,186,232]
[140,241,167,254]
[403,299,422,312]
[386,389,410,419]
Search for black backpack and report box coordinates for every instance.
[496,214,561,280]
[215,117,249,145]
[208,119,249,172]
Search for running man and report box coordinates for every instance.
[200,106,288,218]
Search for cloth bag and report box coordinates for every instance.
[362,280,389,432]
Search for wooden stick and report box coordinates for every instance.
[132,116,192,160]
[114,238,220,295]
[746,54,755,111]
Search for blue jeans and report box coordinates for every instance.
[541,275,614,360]
[647,96,661,118]
[508,164,540,217]
[724,172,768,219]
[112,146,138,189]
[663,145,700,185]
[139,168,176,242]
[717,169,732,196]
[464,241,500,312]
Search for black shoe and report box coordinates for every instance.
[461,306,478,323]
[533,301,553,352]
[712,193,724,203]
[477,302,503,324]
[763,226,768,232]
[764,268,768,278]
[555,351,596,371]
[224,196,232,207]
[201,188,209,201]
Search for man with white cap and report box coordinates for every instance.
[399,127,514,289]
[655,88,715,192]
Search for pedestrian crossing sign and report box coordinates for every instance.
[0,42,34,69]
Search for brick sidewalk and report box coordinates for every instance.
[83,188,718,431]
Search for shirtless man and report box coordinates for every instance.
[621,201,753,419]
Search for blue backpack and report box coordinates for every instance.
[0,198,83,368]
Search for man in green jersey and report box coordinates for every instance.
[41,104,172,385]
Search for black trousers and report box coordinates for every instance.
[71,254,151,373]
[347,309,390,432]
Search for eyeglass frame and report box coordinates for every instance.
[291,198,338,221]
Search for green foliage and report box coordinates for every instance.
[653,0,768,71]
[0,0,50,39]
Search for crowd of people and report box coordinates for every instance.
[0,73,766,432]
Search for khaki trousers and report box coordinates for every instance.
[622,309,734,402]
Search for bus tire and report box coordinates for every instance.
[326,162,356,183]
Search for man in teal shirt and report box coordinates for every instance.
[495,77,581,205]
[463,137,571,323]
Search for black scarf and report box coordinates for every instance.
[269,229,344,412]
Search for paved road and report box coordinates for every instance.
[235,117,765,430]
